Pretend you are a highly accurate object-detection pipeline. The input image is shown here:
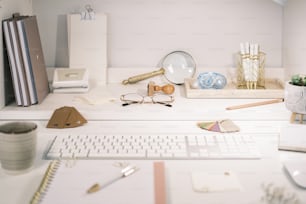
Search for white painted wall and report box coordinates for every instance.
[283,0,306,81]
[0,0,32,108]
[32,0,283,69]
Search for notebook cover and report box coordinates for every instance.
[30,160,157,204]
[279,124,306,152]
[20,16,49,104]
[2,19,21,105]
[5,15,31,106]
[17,18,37,104]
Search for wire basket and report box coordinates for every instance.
[236,52,266,89]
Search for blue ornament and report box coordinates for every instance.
[197,72,227,89]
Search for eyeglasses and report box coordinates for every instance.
[120,93,174,107]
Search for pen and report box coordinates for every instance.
[87,165,139,194]
[226,98,284,110]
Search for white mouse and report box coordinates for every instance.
[283,160,306,188]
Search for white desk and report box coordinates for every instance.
[0,84,305,204]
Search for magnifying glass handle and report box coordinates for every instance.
[122,68,165,85]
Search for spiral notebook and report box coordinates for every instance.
[30,160,165,204]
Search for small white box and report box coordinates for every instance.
[52,68,89,90]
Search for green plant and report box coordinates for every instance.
[290,74,306,86]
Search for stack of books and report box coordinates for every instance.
[2,14,49,106]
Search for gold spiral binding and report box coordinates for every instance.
[30,160,61,204]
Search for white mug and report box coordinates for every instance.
[0,122,37,174]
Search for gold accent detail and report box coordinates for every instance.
[236,52,266,89]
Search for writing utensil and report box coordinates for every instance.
[226,98,284,110]
[87,165,138,194]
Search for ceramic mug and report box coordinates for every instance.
[0,122,37,174]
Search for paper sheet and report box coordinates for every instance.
[38,161,154,204]
[67,13,107,85]
[191,171,242,193]
[279,124,306,152]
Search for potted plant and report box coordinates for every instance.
[285,74,306,115]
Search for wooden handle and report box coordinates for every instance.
[122,68,165,85]
[148,81,175,96]
[154,84,175,95]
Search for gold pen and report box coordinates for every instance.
[87,165,139,194]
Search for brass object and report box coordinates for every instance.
[122,68,165,85]
[236,52,266,89]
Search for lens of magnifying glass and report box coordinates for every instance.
[161,51,196,85]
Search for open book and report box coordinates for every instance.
[31,160,165,204]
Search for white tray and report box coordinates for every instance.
[184,78,284,99]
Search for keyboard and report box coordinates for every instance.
[45,133,260,160]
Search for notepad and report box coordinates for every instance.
[67,13,107,85]
[191,171,242,193]
[279,124,306,152]
[31,160,166,204]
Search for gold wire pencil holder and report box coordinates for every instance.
[236,52,266,89]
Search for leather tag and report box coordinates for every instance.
[47,106,87,128]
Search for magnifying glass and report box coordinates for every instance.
[122,51,196,85]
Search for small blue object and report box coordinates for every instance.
[197,72,227,89]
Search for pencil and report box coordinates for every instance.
[226,98,284,110]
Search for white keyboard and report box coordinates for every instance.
[45,134,261,160]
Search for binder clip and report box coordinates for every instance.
[47,106,87,129]
[147,81,175,96]
[81,4,95,20]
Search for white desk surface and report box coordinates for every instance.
[0,83,290,121]
[0,84,306,204]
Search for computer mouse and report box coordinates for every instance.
[283,160,306,188]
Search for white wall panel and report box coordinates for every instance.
[32,0,282,69]
[283,0,306,81]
